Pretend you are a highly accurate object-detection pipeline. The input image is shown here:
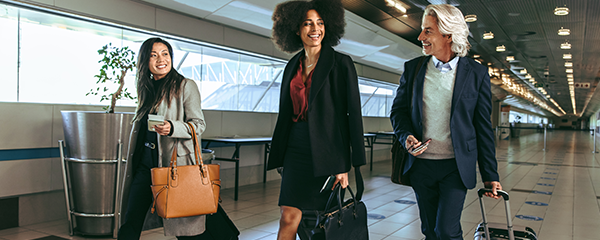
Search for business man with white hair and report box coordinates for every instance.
[390,4,502,240]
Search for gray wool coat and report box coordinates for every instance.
[119,78,207,236]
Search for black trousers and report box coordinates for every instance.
[410,158,467,240]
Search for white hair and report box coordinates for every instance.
[423,4,471,57]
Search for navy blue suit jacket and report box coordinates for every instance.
[390,56,499,189]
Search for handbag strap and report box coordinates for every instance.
[169,122,204,167]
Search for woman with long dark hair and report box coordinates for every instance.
[118,37,208,239]
[268,0,366,239]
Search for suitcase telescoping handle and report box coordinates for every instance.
[477,188,514,240]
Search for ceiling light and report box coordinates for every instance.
[546,95,551,98]
[561,41,571,49]
[483,32,494,40]
[525,74,532,79]
[474,59,482,64]
[496,45,506,52]
[473,55,480,58]
[558,27,570,36]
[465,14,477,22]
[520,69,527,74]
[568,82,574,85]
[554,6,569,16]
[565,62,573,67]
[568,78,574,82]
[487,62,492,66]
[384,0,407,13]
[566,68,573,73]
[567,73,574,78]
[506,56,515,61]
[563,53,572,59]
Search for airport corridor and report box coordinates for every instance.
[1,130,600,240]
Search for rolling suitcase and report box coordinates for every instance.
[474,188,537,240]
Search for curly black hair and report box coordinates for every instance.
[271,0,346,53]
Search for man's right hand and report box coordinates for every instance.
[406,135,427,156]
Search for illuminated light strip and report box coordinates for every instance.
[489,70,564,116]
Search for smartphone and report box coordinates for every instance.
[320,175,336,193]
[410,139,432,154]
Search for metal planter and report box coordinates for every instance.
[59,111,133,237]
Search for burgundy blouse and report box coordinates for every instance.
[290,59,314,122]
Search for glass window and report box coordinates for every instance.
[0,4,18,102]
[0,3,398,117]
[359,78,397,117]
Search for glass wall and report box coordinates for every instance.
[509,111,547,124]
[0,3,397,117]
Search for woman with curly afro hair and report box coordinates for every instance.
[267,0,366,239]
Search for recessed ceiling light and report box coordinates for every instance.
[568,78,574,82]
[566,68,573,73]
[563,53,572,59]
[384,0,407,13]
[473,55,480,58]
[558,27,570,36]
[561,41,571,49]
[565,62,573,67]
[567,73,574,78]
[525,74,532,79]
[506,56,515,61]
[487,62,492,66]
[554,6,569,16]
[546,95,551,98]
[496,45,506,52]
[483,32,494,40]
[568,81,574,84]
[465,14,477,22]
[520,69,527,74]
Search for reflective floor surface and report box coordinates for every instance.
[1,130,599,239]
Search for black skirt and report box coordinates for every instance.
[278,122,330,210]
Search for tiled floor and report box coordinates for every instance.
[2,130,600,239]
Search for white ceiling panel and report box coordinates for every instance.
[139,0,423,76]
[142,0,232,18]
[205,0,278,37]
[334,20,394,57]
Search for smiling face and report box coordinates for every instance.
[298,9,325,49]
[418,15,453,62]
[149,42,172,80]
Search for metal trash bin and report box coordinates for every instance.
[59,111,133,238]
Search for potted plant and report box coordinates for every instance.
[59,43,137,237]
[87,43,137,113]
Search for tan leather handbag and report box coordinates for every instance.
[151,122,220,218]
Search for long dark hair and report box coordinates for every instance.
[134,37,184,121]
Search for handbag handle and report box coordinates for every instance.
[169,122,204,168]
[321,184,359,226]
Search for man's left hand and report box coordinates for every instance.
[483,181,502,199]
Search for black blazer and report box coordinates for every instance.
[390,56,499,189]
[267,45,366,177]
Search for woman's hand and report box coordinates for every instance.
[154,120,172,136]
[332,172,349,189]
